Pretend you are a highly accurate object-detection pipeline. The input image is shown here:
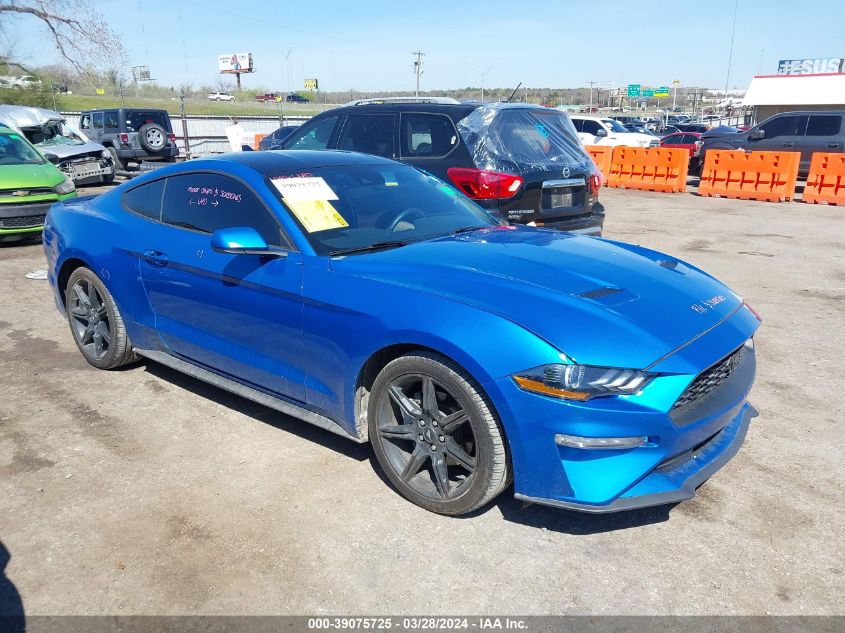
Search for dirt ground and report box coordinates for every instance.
[0,184,842,615]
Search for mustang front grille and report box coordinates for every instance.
[673,346,742,410]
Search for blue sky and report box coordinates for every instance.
[11,0,845,91]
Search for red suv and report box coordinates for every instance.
[255,93,281,103]
[660,132,703,173]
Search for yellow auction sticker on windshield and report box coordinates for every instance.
[285,199,348,233]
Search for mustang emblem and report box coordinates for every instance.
[12,190,31,197]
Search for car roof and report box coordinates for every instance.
[206,149,398,175]
[314,102,479,119]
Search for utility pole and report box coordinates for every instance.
[412,50,425,97]
[587,81,597,111]
[724,0,738,97]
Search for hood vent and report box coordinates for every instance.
[578,286,624,299]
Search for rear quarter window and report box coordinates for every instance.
[122,178,165,220]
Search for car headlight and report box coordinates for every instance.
[512,363,652,401]
[53,176,76,195]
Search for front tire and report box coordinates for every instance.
[106,146,125,171]
[65,267,136,369]
[369,351,510,515]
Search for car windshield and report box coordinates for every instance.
[0,132,46,165]
[28,121,85,147]
[603,119,630,133]
[268,164,501,256]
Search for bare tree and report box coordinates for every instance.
[215,78,234,94]
[0,0,126,73]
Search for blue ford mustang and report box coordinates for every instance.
[43,150,760,516]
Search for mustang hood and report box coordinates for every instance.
[333,227,744,369]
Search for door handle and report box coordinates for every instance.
[143,249,169,266]
[829,142,841,148]
[782,142,795,147]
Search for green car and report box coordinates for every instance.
[0,124,76,241]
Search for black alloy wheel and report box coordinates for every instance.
[369,352,509,515]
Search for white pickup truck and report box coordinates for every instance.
[570,115,659,148]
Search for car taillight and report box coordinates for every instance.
[446,167,523,199]
[119,133,129,143]
[588,173,601,195]
[694,140,703,156]
[168,133,176,142]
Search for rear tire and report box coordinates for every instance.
[368,351,510,515]
[65,267,136,370]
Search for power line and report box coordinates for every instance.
[412,50,425,97]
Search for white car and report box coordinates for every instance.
[207,92,235,102]
[570,115,659,148]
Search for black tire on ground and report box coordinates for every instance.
[368,351,510,515]
[106,146,125,171]
[65,267,137,370]
[138,122,167,153]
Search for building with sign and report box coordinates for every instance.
[743,70,845,122]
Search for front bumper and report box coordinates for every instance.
[0,200,54,235]
[515,402,757,512]
[489,304,760,513]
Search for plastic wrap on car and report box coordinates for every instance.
[456,103,596,177]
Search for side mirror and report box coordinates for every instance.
[749,128,765,140]
[44,152,60,164]
[210,227,286,257]
[595,128,608,137]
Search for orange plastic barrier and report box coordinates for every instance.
[698,150,800,202]
[606,146,689,193]
[584,145,613,184]
[253,133,267,150]
[803,152,845,205]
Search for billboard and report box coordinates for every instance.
[777,57,844,75]
[218,53,254,74]
[304,78,319,90]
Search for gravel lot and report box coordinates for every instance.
[0,185,843,615]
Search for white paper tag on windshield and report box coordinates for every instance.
[271,176,338,201]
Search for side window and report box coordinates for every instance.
[283,116,338,150]
[571,119,584,132]
[337,114,395,157]
[759,115,806,139]
[93,112,104,130]
[161,173,283,246]
[682,135,698,144]
[805,115,842,136]
[581,120,602,135]
[79,114,91,129]
[400,113,457,158]
[121,178,165,220]
[104,111,119,129]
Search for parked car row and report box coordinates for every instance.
[255,92,310,103]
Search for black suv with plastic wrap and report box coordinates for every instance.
[277,98,604,235]
[78,108,179,170]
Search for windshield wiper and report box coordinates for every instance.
[450,226,488,236]
[329,240,409,256]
